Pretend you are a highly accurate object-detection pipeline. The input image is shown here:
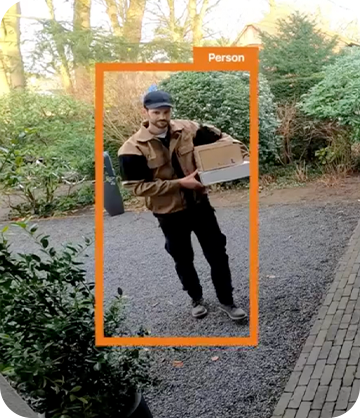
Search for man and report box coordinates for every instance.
[118,90,247,321]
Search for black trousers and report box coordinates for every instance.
[156,198,234,305]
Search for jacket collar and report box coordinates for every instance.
[136,120,183,142]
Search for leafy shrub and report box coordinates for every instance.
[159,71,280,166]
[0,91,94,177]
[54,184,95,214]
[0,223,153,418]
[0,141,92,218]
[298,47,360,141]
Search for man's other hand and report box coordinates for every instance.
[179,170,205,191]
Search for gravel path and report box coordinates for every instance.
[1,201,359,418]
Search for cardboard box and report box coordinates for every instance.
[199,161,250,186]
[194,141,243,171]
[194,140,249,186]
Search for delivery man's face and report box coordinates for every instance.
[146,106,171,130]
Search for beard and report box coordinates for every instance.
[154,120,169,128]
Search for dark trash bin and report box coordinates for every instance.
[103,151,124,216]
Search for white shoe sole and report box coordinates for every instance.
[192,308,208,319]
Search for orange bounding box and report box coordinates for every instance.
[95,47,259,347]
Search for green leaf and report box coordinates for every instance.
[70,394,77,402]
[40,237,49,248]
[78,397,88,404]
[70,386,82,393]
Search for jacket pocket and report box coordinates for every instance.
[147,153,169,169]
[177,143,194,156]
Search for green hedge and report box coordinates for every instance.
[268,73,325,103]
[159,71,280,166]
[0,91,95,178]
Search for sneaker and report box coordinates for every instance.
[219,304,247,321]
[192,299,208,318]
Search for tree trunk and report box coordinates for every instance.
[73,0,92,94]
[105,0,122,37]
[0,54,10,95]
[1,3,26,90]
[188,0,209,47]
[122,0,146,59]
[45,0,74,94]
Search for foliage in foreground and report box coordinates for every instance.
[0,223,153,417]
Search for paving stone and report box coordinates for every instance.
[348,274,356,285]
[333,360,348,380]
[343,285,352,297]
[350,310,360,325]
[328,411,345,418]
[295,402,311,418]
[320,365,335,386]
[354,331,360,347]
[338,297,349,310]
[348,347,360,366]
[352,263,360,274]
[285,371,301,393]
[350,288,359,300]
[343,366,356,387]
[288,386,307,409]
[332,289,343,301]
[303,380,320,402]
[307,347,321,365]
[299,366,315,386]
[350,379,360,403]
[338,278,348,289]
[332,311,345,326]
[294,354,310,372]
[317,306,329,320]
[354,276,360,289]
[326,380,342,402]
[303,335,317,354]
[345,325,358,341]
[339,341,353,359]
[318,342,332,360]
[335,387,351,411]
[273,392,293,416]
[356,364,360,379]
[345,301,356,316]
[312,386,329,410]
[345,402,359,418]
[320,315,334,331]
[310,319,324,336]
[332,410,346,417]
[312,360,326,380]
[339,314,352,329]
[314,330,327,347]
[283,410,297,418]
[319,402,334,417]
[308,411,320,418]
[334,329,347,346]
[328,302,339,315]
[323,293,334,307]
[327,346,341,365]
[326,325,339,341]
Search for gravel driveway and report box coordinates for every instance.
[2,201,359,418]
